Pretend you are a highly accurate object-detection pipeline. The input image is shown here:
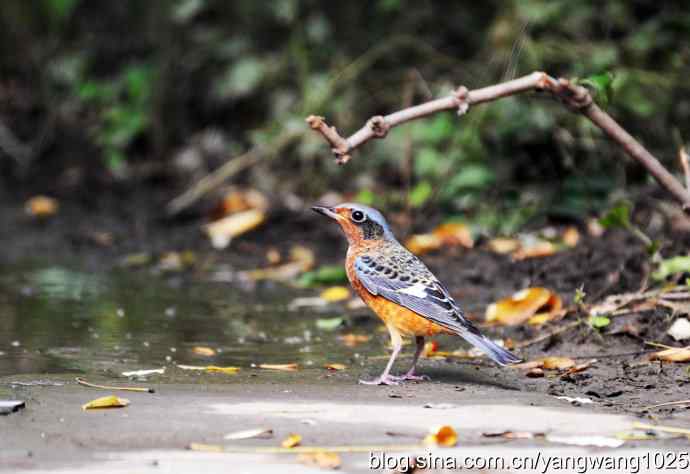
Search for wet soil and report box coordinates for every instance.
[1,188,690,471]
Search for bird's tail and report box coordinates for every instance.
[461,331,521,366]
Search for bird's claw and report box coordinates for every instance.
[389,373,431,382]
[358,376,400,386]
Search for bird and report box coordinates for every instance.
[312,203,520,385]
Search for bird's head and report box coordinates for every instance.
[312,203,395,245]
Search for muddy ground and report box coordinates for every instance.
[1,186,690,471]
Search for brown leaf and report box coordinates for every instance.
[512,240,557,260]
[297,452,341,469]
[488,238,521,254]
[485,288,563,326]
[541,356,576,370]
[192,346,216,357]
[324,363,346,371]
[259,363,299,371]
[281,433,302,448]
[423,425,458,447]
[25,195,59,217]
[649,346,690,363]
[204,209,265,249]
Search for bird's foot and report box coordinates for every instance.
[358,375,400,386]
[389,372,431,382]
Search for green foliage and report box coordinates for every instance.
[579,72,615,107]
[599,202,631,229]
[588,315,611,329]
[297,265,348,287]
[652,256,690,281]
[75,64,156,172]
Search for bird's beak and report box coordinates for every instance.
[311,206,341,221]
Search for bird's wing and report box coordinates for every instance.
[354,252,477,335]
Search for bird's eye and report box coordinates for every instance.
[351,210,366,223]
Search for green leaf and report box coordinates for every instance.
[45,0,79,21]
[580,72,615,106]
[409,181,432,208]
[599,202,631,229]
[315,317,344,331]
[297,265,348,287]
[589,315,611,329]
[355,189,375,206]
[652,256,690,281]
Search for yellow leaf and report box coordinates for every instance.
[423,425,458,447]
[540,356,576,370]
[204,209,265,249]
[485,288,562,326]
[432,223,474,248]
[562,226,580,247]
[205,366,240,374]
[527,313,552,326]
[512,240,557,260]
[82,395,130,410]
[488,238,520,254]
[25,195,59,217]
[319,286,351,303]
[324,363,346,371]
[649,346,690,362]
[281,433,302,448]
[259,363,299,371]
[337,334,370,347]
[297,452,341,469]
[404,234,442,255]
[192,346,216,357]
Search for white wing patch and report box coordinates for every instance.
[398,283,428,298]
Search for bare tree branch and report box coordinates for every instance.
[679,146,690,192]
[307,71,690,212]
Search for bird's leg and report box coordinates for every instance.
[390,336,431,382]
[359,326,402,385]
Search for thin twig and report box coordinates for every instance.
[680,146,690,191]
[75,377,155,393]
[307,71,690,212]
[166,130,302,215]
[641,399,690,411]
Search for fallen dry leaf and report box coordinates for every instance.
[562,226,580,247]
[423,425,458,447]
[242,245,315,282]
[177,365,240,374]
[205,366,241,375]
[405,233,442,255]
[82,395,130,410]
[649,346,690,363]
[488,237,521,254]
[25,195,59,217]
[337,334,370,347]
[158,250,196,271]
[512,240,557,260]
[324,363,346,371]
[432,222,474,248]
[541,356,576,370]
[192,346,216,357]
[486,288,563,326]
[204,208,265,249]
[297,452,341,469]
[281,433,302,448]
[405,223,474,255]
[526,368,544,378]
[319,286,351,303]
[259,363,299,371]
[213,188,269,218]
[224,428,273,440]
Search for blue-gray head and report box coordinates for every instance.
[311,203,396,244]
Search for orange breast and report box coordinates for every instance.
[346,247,450,337]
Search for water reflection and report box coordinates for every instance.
[0,263,376,379]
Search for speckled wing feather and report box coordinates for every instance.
[354,248,476,335]
[354,247,521,365]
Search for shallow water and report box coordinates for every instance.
[0,262,378,380]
